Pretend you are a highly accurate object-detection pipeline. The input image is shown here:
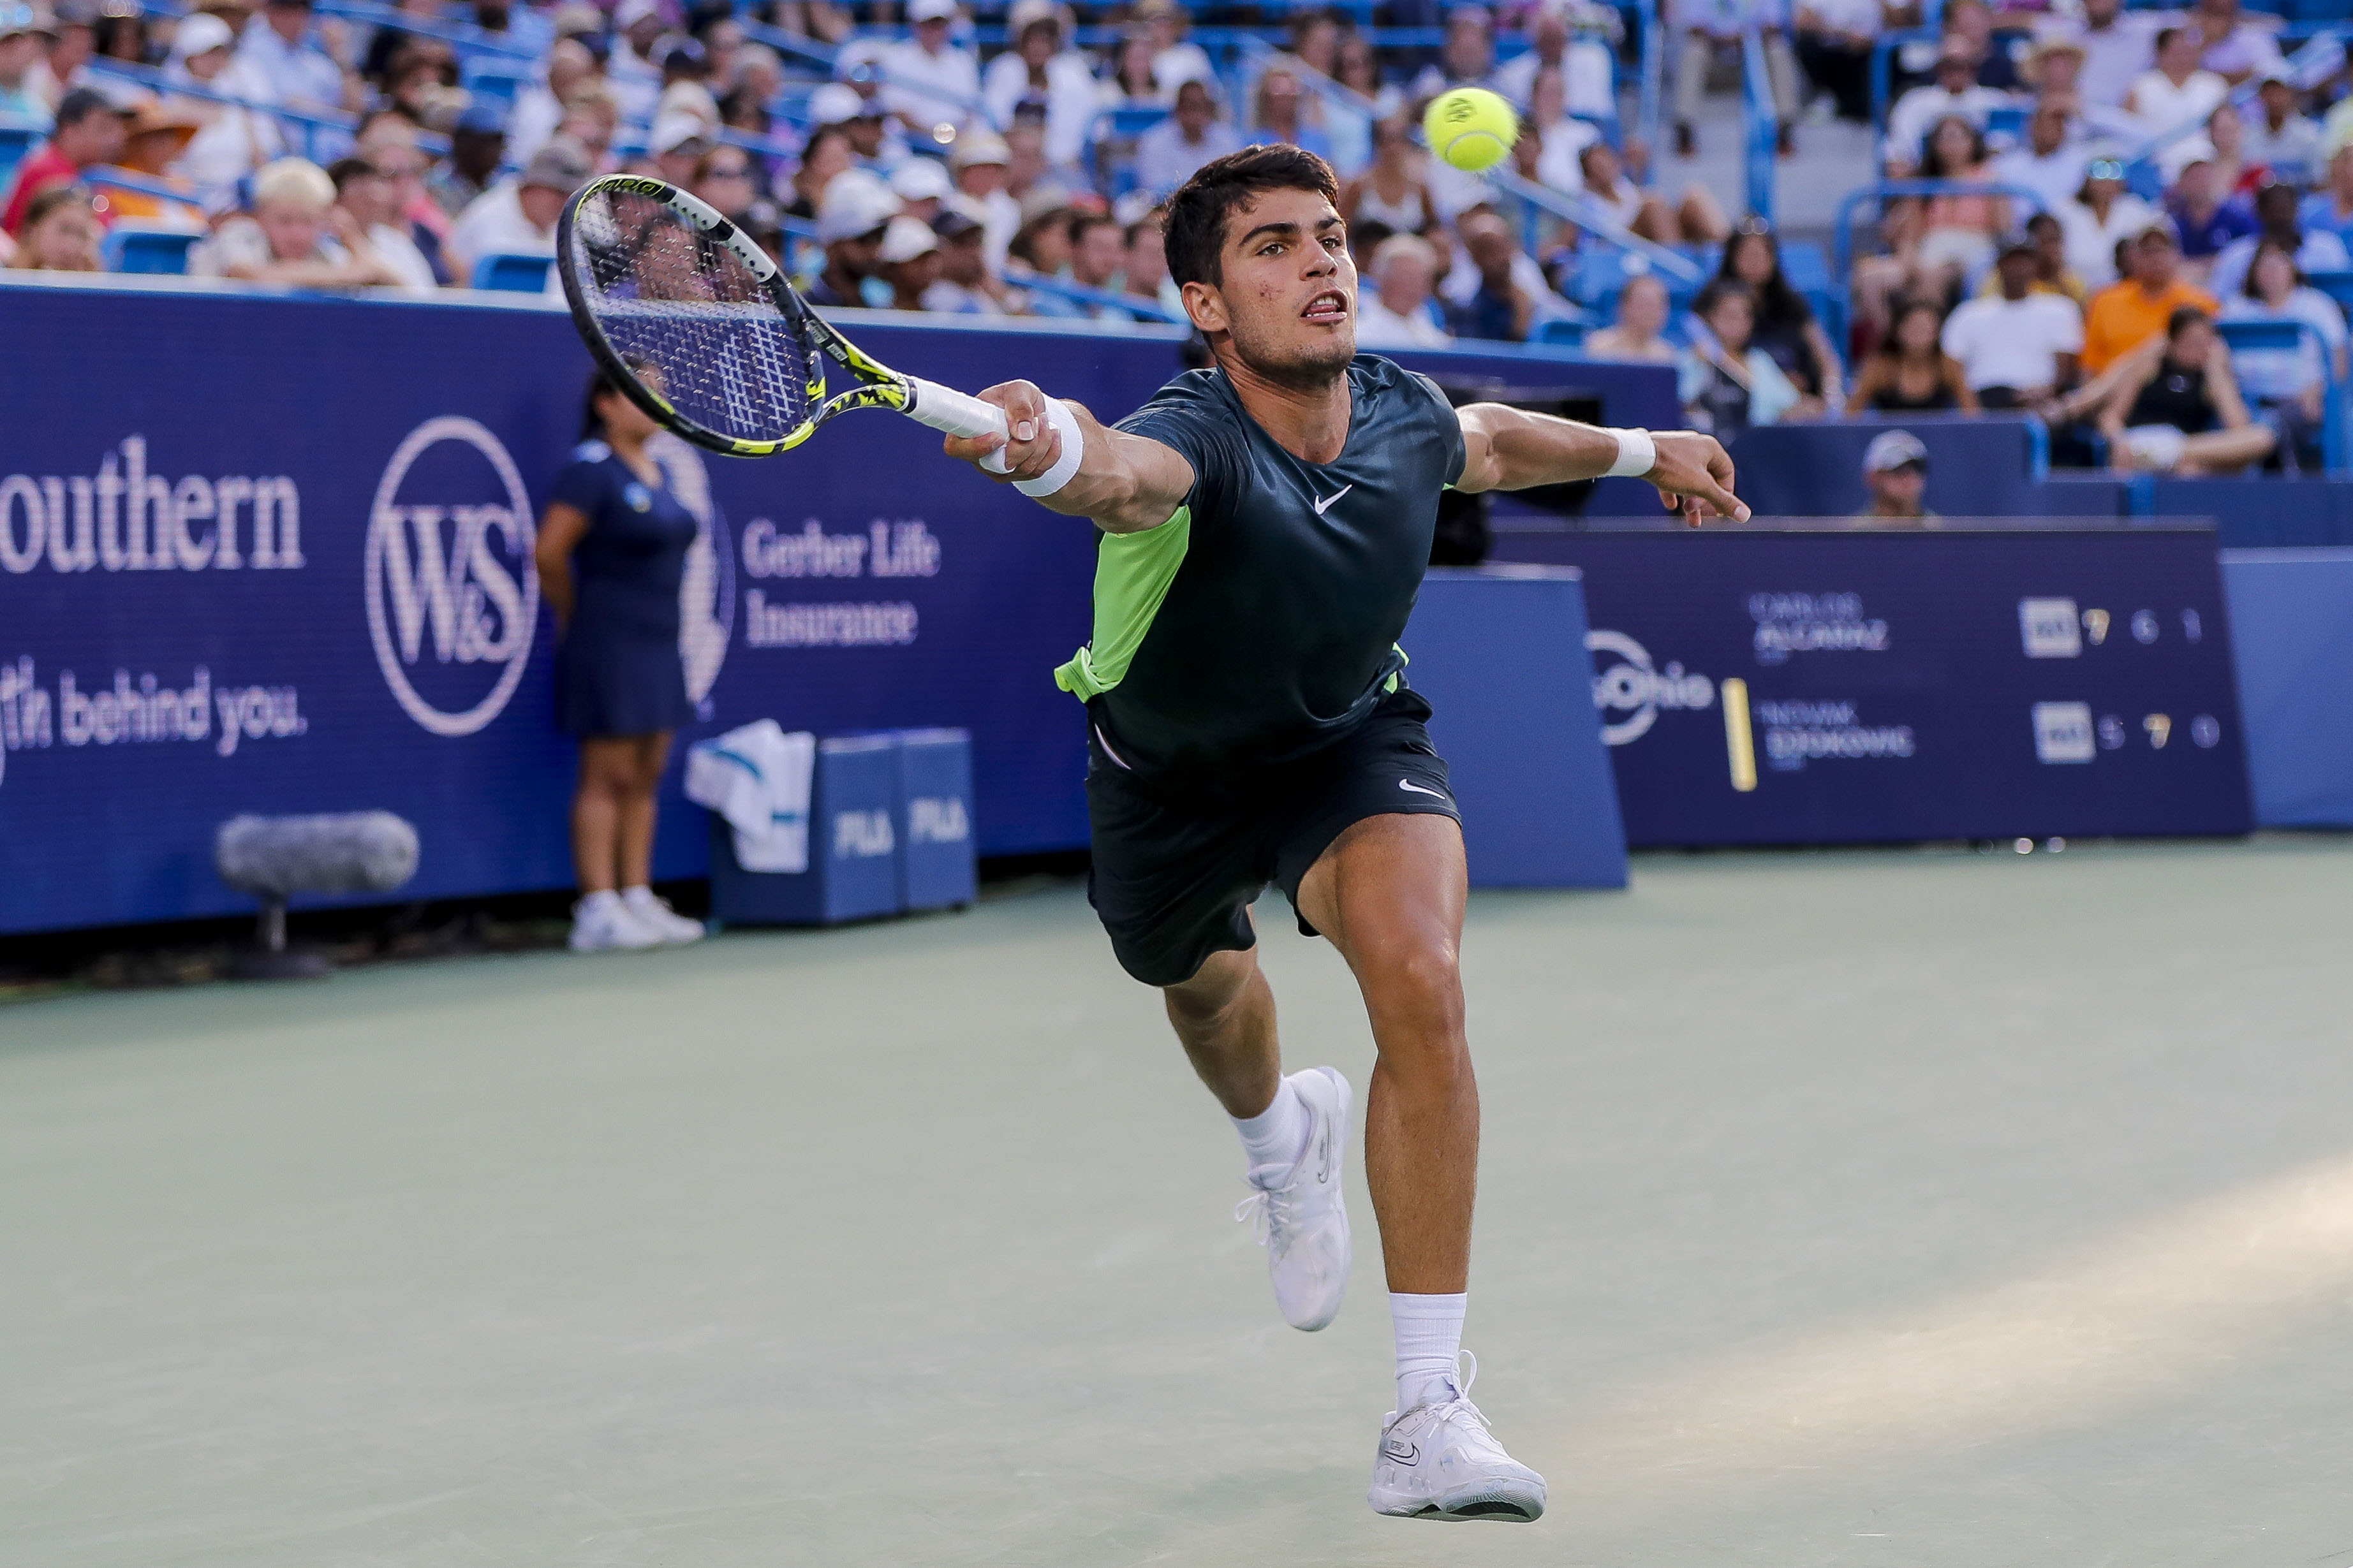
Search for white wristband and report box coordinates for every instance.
[1013,399,1086,498]
[1604,427,1657,480]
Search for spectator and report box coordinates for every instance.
[1941,0,2023,92]
[2058,156,2158,289]
[2023,209,2090,304]
[2212,180,2349,298]
[167,12,282,187]
[2163,142,2255,274]
[1135,0,1213,99]
[654,38,719,133]
[2244,68,2322,189]
[1681,279,1808,437]
[357,109,453,284]
[1251,66,1329,163]
[1916,114,2007,293]
[533,362,709,955]
[1676,0,1801,159]
[2097,305,2274,472]
[2222,237,2347,468]
[2083,223,2220,375]
[103,99,206,228]
[922,199,1006,312]
[1794,0,1885,125]
[786,123,853,221]
[1577,138,1728,245]
[876,212,940,310]
[1334,30,1397,122]
[1105,27,1162,105]
[1521,64,1600,191]
[327,154,434,291]
[2300,143,2353,251]
[429,101,507,221]
[948,129,1016,267]
[5,182,100,270]
[1355,230,1451,348]
[449,137,591,283]
[1848,296,1977,412]
[1445,210,1535,342]
[889,154,948,223]
[1030,209,1133,319]
[1943,234,2083,407]
[189,156,407,287]
[1852,430,1937,524]
[2051,0,2165,112]
[1495,0,1607,117]
[1885,40,2009,174]
[1413,2,1498,99]
[31,0,89,108]
[878,0,980,136]
[2019,37,2087,103]
[804,172,897,307]
[0,3,54,124]
[221,0,349,115]
[1,87,119,235]
[1339,117,1438,238]
[1716,220,1843,402]
[509,39,600,163]
[650,114,712,188]
[1123,206,1177,316]
[605,0,668,124]
[1135,77,1241,197]
[1583,272,1676,363]
[1991,98,2090,216]
[982,0,1094,169]
[2125,27,2227,135]
[2191,0,2281,88]
[693,142,761,222]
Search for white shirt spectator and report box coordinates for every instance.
[365,219,438,292]
[1884,82,2013,167]
[2059,191,2158,285]
[2245,108,2323,186]
[2125,66,2227,134]
[1531,117,1604,191]
[1355,293,1452,347]
[452,179,554,261]
[1991,142,2090,217]
[220,22,344,113]
[2208,226,2352,298]
[1134,114,1240,195]
[2199,18,2283,81]
[2046,12,2165,110]
[1940,289,2084,390]
[2222,286,2345,400]
[982,50,1098,168]
[1153,41,1216,96]
[878,33,982,131]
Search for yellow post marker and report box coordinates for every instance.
[1722,677,1757,792]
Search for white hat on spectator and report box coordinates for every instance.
[614,0,661,27]
[908,0,958,21]
[2160,135,2218,184]
[808,82,867,127]
[816,172,901,242]
[165,9,233,58]
[1006,0,1058,37]
[879,214,941,263]
[948,129,1010,170]
[890,156,952,202]
[1862,429,1930,474]
[651,112,713,156]
[0,3,57,38]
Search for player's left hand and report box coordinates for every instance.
[1646,430,1750,526]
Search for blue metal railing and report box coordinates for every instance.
[82,58,367,165]
[2215,315,2347,473]
[1486,166,1706,285]
[1008,266,1186,323]
[1740,27,1776,223]
[313,0,542,61]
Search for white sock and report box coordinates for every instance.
[579,889,621,915]
[1232,1076,1309,1183]
[1390,1291,1467,1412]
[621,885,659,909]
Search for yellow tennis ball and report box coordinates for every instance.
[1424,87,1519,173]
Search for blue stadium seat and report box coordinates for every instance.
[470,252,552,291]
[460,59,534,108]
[2306,268,2353,314]
[1567,247,1700,313]
[1533,317,1586,348]
[0,119,41,193]
[101,225,199,275]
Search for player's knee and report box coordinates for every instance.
[1364,935,1464,1034]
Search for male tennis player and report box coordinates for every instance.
[941,145,1746,1523]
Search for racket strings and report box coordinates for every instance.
[566,187,818,445]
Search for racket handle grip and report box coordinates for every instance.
[905,376,1084,497]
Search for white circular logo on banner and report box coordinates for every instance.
[365,416,540,737]
[1587,627,1715,747]
[646,432,732,708]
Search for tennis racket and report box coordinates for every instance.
[554,173,1036,466]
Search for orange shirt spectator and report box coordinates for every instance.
[2081,226,2219,375]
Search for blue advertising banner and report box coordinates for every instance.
[0,278,1670,935]
[1491,527,2254,846]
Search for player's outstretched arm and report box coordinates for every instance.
[1454,403,1751,525]
[940,379,1196,536]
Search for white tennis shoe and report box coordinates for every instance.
[1233,1066,1352,1331]
[1368,1352,1546,1522]
[623,886,706,945]
[568,891,663,953]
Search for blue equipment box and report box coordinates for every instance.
[894,728,978,911]
[709,734,904,926]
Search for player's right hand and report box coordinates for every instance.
[945,380,1063,483]
[1646,430,1750,526]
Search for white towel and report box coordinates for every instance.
[685,720,817,874]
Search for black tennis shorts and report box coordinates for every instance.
[1085,687,1461,987]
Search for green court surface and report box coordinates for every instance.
[7,840,2353,1567]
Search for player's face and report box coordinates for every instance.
[1199,186,1356,387]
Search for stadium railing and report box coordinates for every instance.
[80,58,392,166]
[312,0,542,62]
[1007,266,1187,323]
[2216,315,2349,473]
[1740,27,1776,224]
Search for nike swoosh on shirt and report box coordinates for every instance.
[1311,485,1352,515]
[1398,779,1449,798]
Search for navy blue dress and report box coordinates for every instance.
[550,440,699,738]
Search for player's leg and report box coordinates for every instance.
[1163,943,1281,1119]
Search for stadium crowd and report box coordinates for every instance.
[3,0,2353,472]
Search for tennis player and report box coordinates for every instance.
[942,145,1746,1523]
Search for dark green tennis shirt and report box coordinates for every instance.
[1055,354,1468,781]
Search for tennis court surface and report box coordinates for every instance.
[8,839,2353,1567]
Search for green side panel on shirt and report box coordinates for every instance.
[1053,506,1193,701]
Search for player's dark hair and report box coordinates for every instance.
[1162,143,1340,290]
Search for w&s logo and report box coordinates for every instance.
[365,417,539,736]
